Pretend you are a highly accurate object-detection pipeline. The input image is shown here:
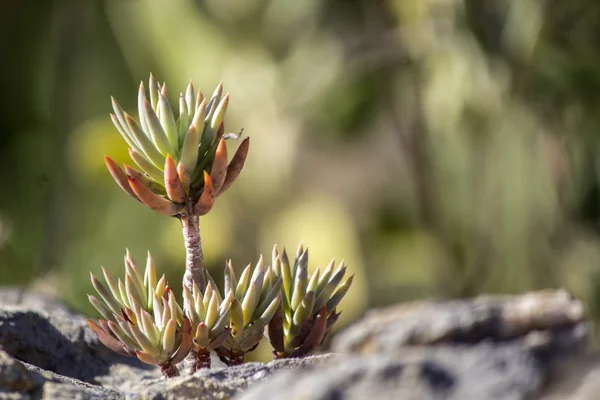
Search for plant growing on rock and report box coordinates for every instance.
[87,251,193,377]
[268,243,353,358]
[87,75,352,377]
[104,74,249,293]
[182,281,234,370]
[214,258,282,365]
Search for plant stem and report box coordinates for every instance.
[160,363,180,378]
[194,349,211,371]
[180,211,207,293]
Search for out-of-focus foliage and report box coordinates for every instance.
[3,0,600,361]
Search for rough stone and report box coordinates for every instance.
[124,355,334,400]
[239,343,543,400]
[333,289,588,354]
[0,288,597,400]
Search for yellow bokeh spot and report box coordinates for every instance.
[67,118,130,184]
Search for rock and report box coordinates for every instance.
[239,343,543,400]
[333,289,588,354]
[125,355,334,400]
[0,350,35,392]
[0,306,151,383]
[0,288,596,399]
[241,290,592,400]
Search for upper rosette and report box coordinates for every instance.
[105,74,249,216]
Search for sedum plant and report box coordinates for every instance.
[104,74,249,293]
[268,243,353,358]
[182,281,234,371]
[87,250,193,377]
[89,75,353,377]
[214,258,282,365]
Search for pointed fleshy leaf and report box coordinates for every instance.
[125,114,164,168]
[162,319,177,354]
[240,330,264,353]
[136,351,163,365]
[138,82,149,133]
[244,294,281,337]
[291,265,308,311]
[127,176,184,216]
[87,319,130,356]
[194,322,210,348]
[177,162,191,190]
[217,137,249,196]
[169,317,193,364]
[230,298,244,341]
[128,149,164,183]
[192,172,215,216]
[91,273,121,315]
[101,267,123,306]
[209,303,231,337]
[110,113,139,151]
[88,295,114,322]
[210,94,229,133]
[252,277,282,321]
[185,81,195,116]
[129,321,158,357]
[205,292,219,330]
[107,320,139,351]
[235,264,252,301]
[104,156,140,202]
[143,98,176,157]
[307,268,320,294]
[313,265,347,312]
[179,125,201,182]
[267,300,284,353]
[111,98,138,145]
[122,164,161,196]
[224,261,237,297]
[241,282,258,326]
[290,307,327,358]
[205,82,223,123]
[210,137,228,194]
[280,250,292,302]
[316,259,335,296]
[325,275,354,313]
[292,291,315,334]
[178,94,189,144]
[206,327,230,351]
[164,155,187,203]
[158,91,179,149]
[149,74,159,110]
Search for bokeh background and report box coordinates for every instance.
[3,0,600,360]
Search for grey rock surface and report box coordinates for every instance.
[239,344,543,400]
[241,290,593,400]
[125,355,334,400]
[0,288,597,400]
[333,289,587,353]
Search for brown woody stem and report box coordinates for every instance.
[160,363,180,378]
[181,211,207,293]
[193,349,211,371]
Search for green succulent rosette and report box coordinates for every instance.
[268,243,353,358]
[104,74,249,217]
[214,257,282,365]
[87,250,192,377]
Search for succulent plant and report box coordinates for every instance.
[87,250,193,377]
[182,280,234,370]
[214,258,282,365]
[103,74,250,293]
[268,243,353,358]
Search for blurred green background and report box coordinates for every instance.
[3,0,600,360]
